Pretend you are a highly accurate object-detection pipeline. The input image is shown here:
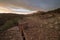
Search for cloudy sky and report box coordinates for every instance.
[0,0,60,14]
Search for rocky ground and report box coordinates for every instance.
[0,26,23,40]
[0,8,60,40]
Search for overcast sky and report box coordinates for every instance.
[0,0,60,12]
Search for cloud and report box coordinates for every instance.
[0,6,12,13]
[0,0,44,11]
[0,0,60,11]
[0,6,36,14]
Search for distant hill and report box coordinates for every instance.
[47,8,60,13]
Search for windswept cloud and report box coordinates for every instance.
[0,6,36,14]
[0,0,60,11]
[0,7,12,13]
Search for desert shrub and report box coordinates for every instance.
[0,18,20,32]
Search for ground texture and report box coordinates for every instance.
[0,8,60,40]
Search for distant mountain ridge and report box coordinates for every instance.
[47,8,60,13]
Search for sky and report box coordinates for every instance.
[0,0,60,14]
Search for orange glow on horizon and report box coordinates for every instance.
[0,6,36,14]
[0,7,12,13]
